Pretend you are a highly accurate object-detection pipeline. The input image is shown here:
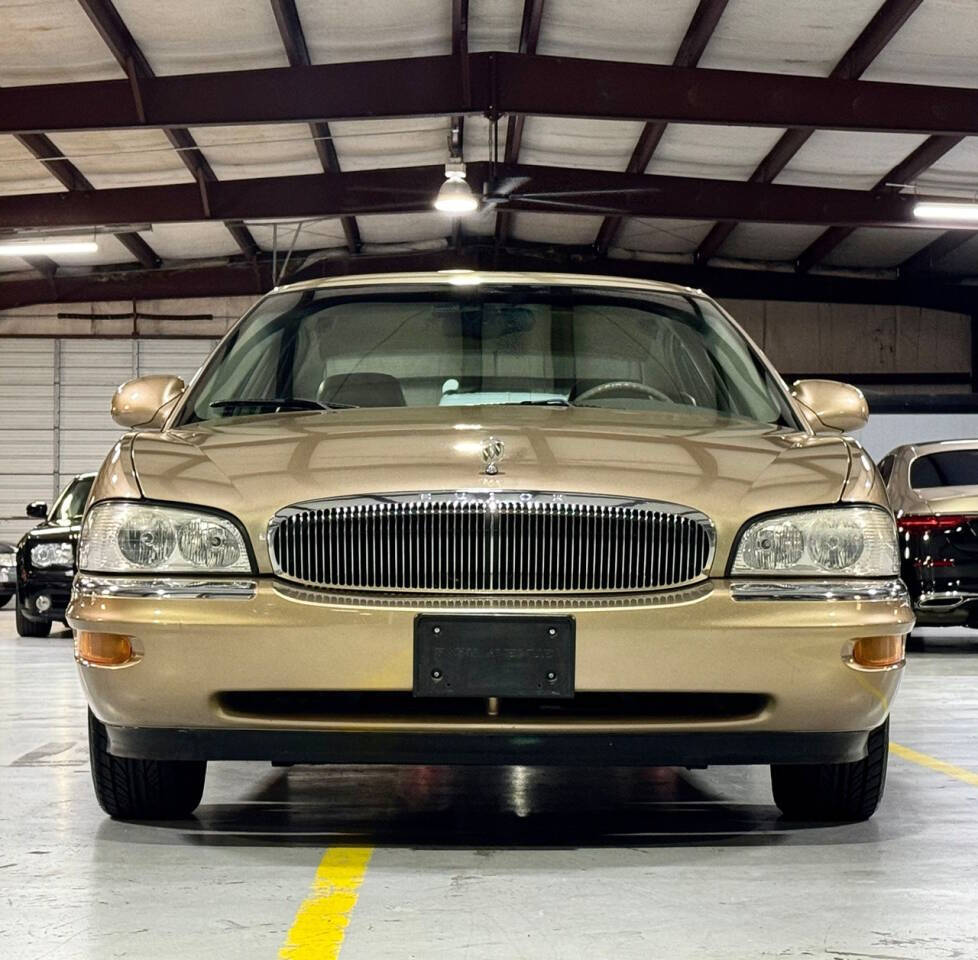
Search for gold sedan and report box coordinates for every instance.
[69,271,911,822]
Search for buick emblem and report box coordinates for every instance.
[481,436,505,475]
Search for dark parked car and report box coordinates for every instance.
[880,440,978,627]
[0,541,15,608]
[15,473,95,637]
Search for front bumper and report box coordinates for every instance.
[18,568,74,621]
[69,577,912,764]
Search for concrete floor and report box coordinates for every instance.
[2,610,978,960]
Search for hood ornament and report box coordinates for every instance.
[481,436,505,475]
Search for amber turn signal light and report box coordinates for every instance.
[852,634,904,668]
[75,631,134,666]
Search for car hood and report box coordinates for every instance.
[20,522,80,546]
[128,406,853,572]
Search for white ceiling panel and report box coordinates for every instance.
[189,125,322,180]
[718,223,826,261]
[537,0,700,63]
[645,124,786,181]
[699,0,884,76]
[139,223,243,261]
[615,218,713,254]
[509,212,603,245]
[350,213,451,246]
[0,137,66,196]
[915,138,978,196]
[517,117,644,172]
[468,0,523,52]
[0,0,123,85]
[295,0,451,63]
[113,0,288,74]
[47,130,194,189]
[462,115,508,163]
[774,131,929,190]
[0,259,32,273]
[49,234,139,268]
[245,220,350,253]
[863,0,978,88]
[822,228,947,268]
[330,117,450,172]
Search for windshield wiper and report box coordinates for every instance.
[509,398,573,407]
[209,397,357,412]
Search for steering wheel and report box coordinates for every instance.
[574,380,674,404]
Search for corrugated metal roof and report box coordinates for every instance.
[0,0,976,284]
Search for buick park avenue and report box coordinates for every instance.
[69,271,911,822]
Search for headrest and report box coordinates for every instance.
[320,372,406,408]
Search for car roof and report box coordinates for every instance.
[886,439,978,459]
[273,270,704,298]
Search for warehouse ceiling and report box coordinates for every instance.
[3,0,978,310]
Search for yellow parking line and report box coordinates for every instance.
[890,742,978,788]
[278,846,374,960]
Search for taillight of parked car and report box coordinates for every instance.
[897,514,970,532]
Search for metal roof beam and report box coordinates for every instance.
[693,0,925,265]
[2,243,976,314]
[495,0,546,246]
[795,134,963,273]
[269,0,360,254]
[11,50,978,136]
[594,0,730,255]
[76,0,260,261]
[12,130,161,270]
[0,162,970,231]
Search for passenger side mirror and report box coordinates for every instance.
[791,379,869,434]
[111,375,186,429]
[26,501,48,519]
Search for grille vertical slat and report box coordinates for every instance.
[271,493,712,593]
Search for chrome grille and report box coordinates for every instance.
[269,492,714,594]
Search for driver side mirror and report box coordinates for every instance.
[791,379,868,434]
[26,501,48,519]
[111,375,185,429]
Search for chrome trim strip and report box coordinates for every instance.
[273,580,714,610]
[915,590,978,611]
[730,579,908,602]
[75,576,257,599]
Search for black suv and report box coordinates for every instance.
[15,473,94,637]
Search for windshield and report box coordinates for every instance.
[179,284,797,428]
[51,475,93,524]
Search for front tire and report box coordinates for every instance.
[0,591,12,609]
[88,709,206,819]
[771,718,889,822]
[16,603,51,637]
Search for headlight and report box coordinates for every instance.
[31,542,74,568]
[731,506,898,577]
[0,551,15,567]
[80,501,252,573]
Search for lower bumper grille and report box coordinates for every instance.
[269,491,714,594]
[218,691,769,724]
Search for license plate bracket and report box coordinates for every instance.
[413,615,575,698]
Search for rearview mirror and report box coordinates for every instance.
[791,379,868,434]
[111,375,186,429]
[26,501,48,519]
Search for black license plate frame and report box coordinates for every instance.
[413,615,575,699]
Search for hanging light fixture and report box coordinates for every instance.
[434,160,478,214]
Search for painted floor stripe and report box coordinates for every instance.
[890,741,978,788]
[278,846,374,960]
